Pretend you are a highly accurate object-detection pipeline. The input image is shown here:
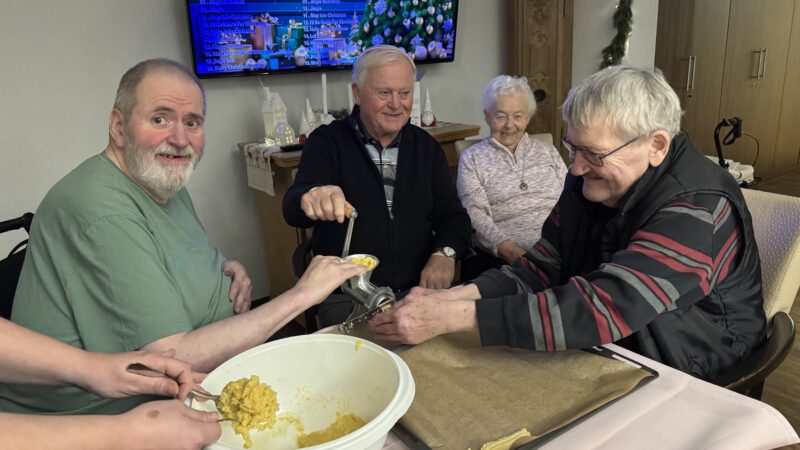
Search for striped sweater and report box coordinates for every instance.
[472,134,766,380]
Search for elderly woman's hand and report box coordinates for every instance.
[497,240,527,265]
[292,255,365,307]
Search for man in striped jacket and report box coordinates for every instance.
[370,66,766,381]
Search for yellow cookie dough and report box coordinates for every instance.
[216,375,279,448]
[348,255,378,270]
[296,412,367,448]
[480,428,532,450]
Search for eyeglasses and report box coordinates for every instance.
[561,136,643,167]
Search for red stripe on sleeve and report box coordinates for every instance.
[536,265,551,289]
[618,264,674,308]
[628,244,711,294]
[632,230,713,267]
[571,278,613,343]
[593,285,633,336]
[532,242,552,259]
[714,229,741,282]
[549,204,560,227]
[537,292,555,351]
[714,202,731,226]
[667,202,706,211]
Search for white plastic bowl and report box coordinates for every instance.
[192,334,415,450]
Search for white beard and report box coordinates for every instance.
[124,136,200,201]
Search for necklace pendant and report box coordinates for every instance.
[519,182,528,190]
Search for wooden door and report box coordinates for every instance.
[719,0,795,176]
[654,0,695,107]
[773,1,800,172]
[655,0,730,155]
[507,0,573,154]
[683,0,730,156]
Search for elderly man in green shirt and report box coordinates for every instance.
[0,59,363,414]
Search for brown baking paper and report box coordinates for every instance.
[398,331,655,450]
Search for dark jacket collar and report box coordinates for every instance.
[348,104,404,150]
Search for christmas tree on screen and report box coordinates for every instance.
[349,0,456,61]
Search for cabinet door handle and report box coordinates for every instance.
[690,55,697,92]
[751,50,762,79]
[686,55,695,93]
[759,49,768,80]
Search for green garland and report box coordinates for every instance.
[600,0,634,69]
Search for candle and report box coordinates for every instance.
[321,72,328,116]
[347,82,354,111]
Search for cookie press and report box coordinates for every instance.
[337,207,395,333]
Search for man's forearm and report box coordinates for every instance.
[0,318,90,386]
[142,287,313,372]
[0,413,123,450]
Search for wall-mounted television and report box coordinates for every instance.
[186,0,459,78]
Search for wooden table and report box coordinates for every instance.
[238,122,481,301]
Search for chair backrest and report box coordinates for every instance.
[741,189,800,320]
[530,132,554,145]
[454,133,555,158]
[0,212,34,319]
[713,310,795,398]
[454,138,481,157]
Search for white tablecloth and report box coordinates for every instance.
[383,344,799,450]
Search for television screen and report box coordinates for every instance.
[186,0,459,78]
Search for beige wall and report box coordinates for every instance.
[0,0,506,298]
[572,0,659,84]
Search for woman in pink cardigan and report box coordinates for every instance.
[457,75,568,280]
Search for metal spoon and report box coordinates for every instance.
[126,363,238,423]
[190,387,220,402]
[189,389,244,424]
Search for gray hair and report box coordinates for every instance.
[113,58,206,121]
[352,45,417,87]
[561,65,682,139]
[482,75,537,116]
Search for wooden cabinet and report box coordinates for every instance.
[719,0,796,173]
[655,0,730,155]
[655,0,800,179]
[775,3,800,170]
[507,0,573,152]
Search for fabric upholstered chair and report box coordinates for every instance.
[712,189,800,398]
[530,132,554,145]
[454,133,554,158]
[454,138,481,157]
[744,189,800,320]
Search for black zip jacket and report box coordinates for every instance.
[282,110,471,291]
[473,134,765,380]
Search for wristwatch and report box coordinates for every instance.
[432,246,456,259]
